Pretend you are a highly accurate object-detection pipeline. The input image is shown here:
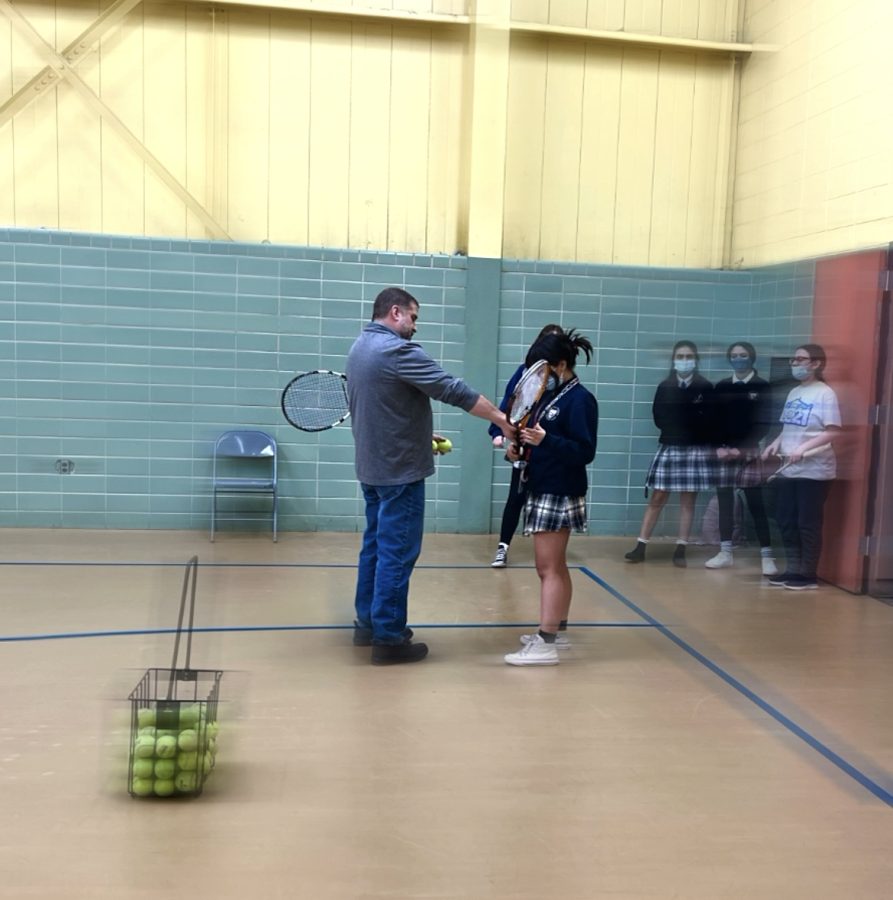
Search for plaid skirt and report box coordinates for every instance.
[714,450,773,489]
[523,493,588,535]
[646,445,713,493]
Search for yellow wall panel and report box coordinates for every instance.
[144,3,188,235]
[586,0,625,32]
[269,12,311,244]
[308,19,351,247]
[575,44,623,263]
[502,34,545,260]
[97,5,146,235]
[733,0,893,265]
[612,49,658,265]
[686,58,729,267]
[0,12,13,224]
[347,23,391,251]
[386,26,431,251]
[648,52,696,266]
[539,39,585,261]
[424,29,464,254]
[226,10,271,240]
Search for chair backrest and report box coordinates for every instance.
[214,430,276,459]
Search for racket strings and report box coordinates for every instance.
[282,374,349,431]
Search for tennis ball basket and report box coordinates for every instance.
[127,556,223,799]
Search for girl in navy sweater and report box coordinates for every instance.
[503,330,598,667]
[705,341,777,574]
[488,324,564,568]
[625,340,713,567]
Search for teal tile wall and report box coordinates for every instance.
[0,229,814,536]
[0,229,468,533]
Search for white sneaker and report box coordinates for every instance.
[491,543,509,568]
[705,550,734,569]
[761,557,779,577]
[521,632,570,650]
[504,634,559,666]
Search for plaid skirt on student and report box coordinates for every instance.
[645,444,713,492]
[523,493,588,535]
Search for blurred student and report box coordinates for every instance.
[488,324,564,568]
[761,344,841,591]
[705,341,778,575]
[625,341,713,568]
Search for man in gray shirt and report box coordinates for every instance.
[346,287,514,665]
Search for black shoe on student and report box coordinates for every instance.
[672,544,687,568]
[767,572,792,587]
[371,641,429,665]
[353,622,413,647]
[624,541,647,563]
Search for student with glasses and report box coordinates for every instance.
[760,344,841,590]
[704,341,778,575]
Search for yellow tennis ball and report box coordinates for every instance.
[436,439,452,453]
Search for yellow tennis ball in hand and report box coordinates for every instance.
[436,439,452,454]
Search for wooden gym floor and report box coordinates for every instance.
[1,528,892,899]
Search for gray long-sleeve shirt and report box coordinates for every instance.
[345,322,480,486]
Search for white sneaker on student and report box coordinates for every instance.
[504,634,559,666]
[520,632,570,650]
[491,543,509,568]
[761,557,779,577]
[705,550,734,569]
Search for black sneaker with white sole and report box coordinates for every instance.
[768,572,793,587]
[783,575,818,591]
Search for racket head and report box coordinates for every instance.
[281,370,350,432]
[507,359,551,427]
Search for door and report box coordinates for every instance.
[812,249,886,593]
[867,251,893,599]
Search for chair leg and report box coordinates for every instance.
[272,491,278,543]
[210,490,216,542]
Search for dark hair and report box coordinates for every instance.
[795,343,827,381]
[372,287,418,320]
[727,341,757,364]
[668,340,699,375]
[525,328,593,370]
[534,323,564,342]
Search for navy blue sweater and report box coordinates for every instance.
[525,381,598,497]
[652,374,713,446]
[710,374,772,448]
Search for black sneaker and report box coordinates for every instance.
[371,642,429,665]
[672,544,687,568]
[768,572,793,587]
[625,541,646,563]
[784,575,818,591]
[353,622,413,647]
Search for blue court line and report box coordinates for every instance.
[580,566,893,808]
[0,621,656,644]
[0,561,523,569]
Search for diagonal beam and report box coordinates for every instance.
[0,0,231,240]
[0,0,145,130]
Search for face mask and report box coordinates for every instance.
[729,357,751,373]
[791,365,810,381]
[546,375,559,392]
[674,359,696,375]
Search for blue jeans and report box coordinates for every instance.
[354,480,425,645]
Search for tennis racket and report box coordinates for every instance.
[506,359,551,429]
[766,445,826,481]
[280,370,350,432]
[505,360,551,487]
